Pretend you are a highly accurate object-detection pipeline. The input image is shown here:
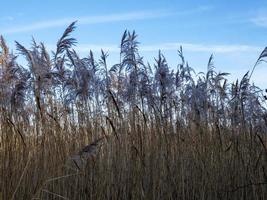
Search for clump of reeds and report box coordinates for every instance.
[0,22,266,200]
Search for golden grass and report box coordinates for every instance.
[0,117,266,200]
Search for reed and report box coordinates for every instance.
[0,22,266,200]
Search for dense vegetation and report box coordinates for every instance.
[0,22,267,199]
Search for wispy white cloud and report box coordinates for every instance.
[178,5,214,15]
[0,16,14,22]
[64,42,262,54]
[0,10,173,34]
[0,6,213,34]
[251,15,267,27]
[142,43,261,53]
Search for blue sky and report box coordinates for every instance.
[1,0,267,88]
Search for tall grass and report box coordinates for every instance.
[0,22,267,199]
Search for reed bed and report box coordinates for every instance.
[0,22,267,199]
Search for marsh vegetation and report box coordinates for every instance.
[0,22,267,199]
